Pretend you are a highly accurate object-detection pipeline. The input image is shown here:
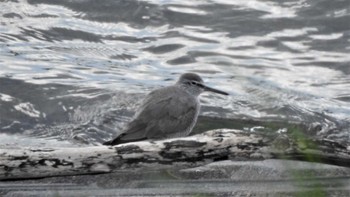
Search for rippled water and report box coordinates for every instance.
[0,0,349,147]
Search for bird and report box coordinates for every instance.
[103,73,228,145]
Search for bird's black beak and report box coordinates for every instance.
[201,84,229,95]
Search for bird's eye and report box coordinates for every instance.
[191,81,197,85]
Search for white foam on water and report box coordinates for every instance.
[0,93,15,102]
[14,102,41,118]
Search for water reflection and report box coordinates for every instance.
[0,0,349,146]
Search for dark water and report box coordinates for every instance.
[0,0,349,147]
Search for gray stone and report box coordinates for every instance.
[2,159,350,196]
[178,159,350,180]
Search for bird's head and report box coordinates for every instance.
[176,73,228,97]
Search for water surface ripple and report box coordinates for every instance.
[0,0,349,147]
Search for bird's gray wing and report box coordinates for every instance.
[119,86,198,142]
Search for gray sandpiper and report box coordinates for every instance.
[103,73,228,145]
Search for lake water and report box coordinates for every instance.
[0,0,349,148]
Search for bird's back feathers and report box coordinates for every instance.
[104,86,199,145]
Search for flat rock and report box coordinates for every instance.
[2,159,350,196]
[178,159,350,180]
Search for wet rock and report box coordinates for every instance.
[2,159,350,196]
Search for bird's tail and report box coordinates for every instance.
[102,134,147,146]
[102,136,124,146]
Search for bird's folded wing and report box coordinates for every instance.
[121,86,198,141]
